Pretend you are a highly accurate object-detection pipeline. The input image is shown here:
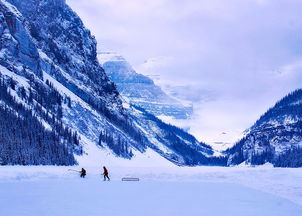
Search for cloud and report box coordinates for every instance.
[279,59,302,78]
[139,56,174,70]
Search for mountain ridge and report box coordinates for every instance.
[98,51,193,120]
[0,0,224,166]
[226,88,302,167]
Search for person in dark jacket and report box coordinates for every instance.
[80,168,86,178]
[103,166,110,181]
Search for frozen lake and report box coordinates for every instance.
[0,166,302,216]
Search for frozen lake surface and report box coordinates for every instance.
[0,166,301,216]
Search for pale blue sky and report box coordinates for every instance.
[67,0,302,145]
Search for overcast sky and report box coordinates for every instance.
[67,0,302,145]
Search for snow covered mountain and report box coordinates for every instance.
[0,0,222,166]
[226,89,302,167]
[98,52,192,120]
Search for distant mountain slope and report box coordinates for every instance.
[98,52,192,120]
[0,0,221,166]
[129,105,221,165]
[226,89,302,167]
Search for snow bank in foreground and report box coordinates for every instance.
[0,177,302,216]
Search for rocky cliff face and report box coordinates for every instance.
[226,89,302,167]
[7,0,123,112]
[0,1,42,77]
[99,52,192,120]
[0,0,221,166]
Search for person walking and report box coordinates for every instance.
[103,166,110,181]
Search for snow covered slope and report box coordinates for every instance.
[226,89,302,167]
[98,52,192,120]
[0,0,221,166]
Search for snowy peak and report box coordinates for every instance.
[98,52,193,120]
[98,51,153,84]
[98,51,129,63]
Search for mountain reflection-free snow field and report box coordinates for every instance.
[0,166,302,216]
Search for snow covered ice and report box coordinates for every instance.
[0,166,302,216]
